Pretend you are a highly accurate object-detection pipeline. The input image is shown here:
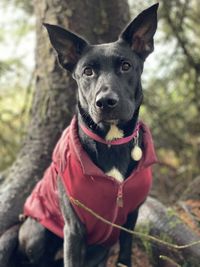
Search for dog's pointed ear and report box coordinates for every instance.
[43,23,88,71]
[119,3,159,60]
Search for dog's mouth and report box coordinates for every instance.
[90,111,119,125]
[102,119,119,125]
[89,106,134,126]
[90,112,133,127]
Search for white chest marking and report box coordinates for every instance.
[105,124,124,141]
[106,167,124,182]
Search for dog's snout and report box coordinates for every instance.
[95,92,119,110]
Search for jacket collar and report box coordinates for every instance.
[79,122,141,146]
[69,116,157,177]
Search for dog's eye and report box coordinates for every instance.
[121,62,131,71]
[83,67,93,76]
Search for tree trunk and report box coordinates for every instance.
[0,0,130,235]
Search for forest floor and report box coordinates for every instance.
[106,198,200,267]
[175,199,200,236]
[106,245,152,267]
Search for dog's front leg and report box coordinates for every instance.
[116,208,139,267]
[57,176,86,267]
[63,222,86,267]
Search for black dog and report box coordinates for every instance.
[18,4,158,267]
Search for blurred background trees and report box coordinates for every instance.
[1,0,199,203]
[0,1,34,170]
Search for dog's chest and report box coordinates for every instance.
[105,124,124,141]
[105,167,124,182]
[88,141,136,182]
[79,123,139,181]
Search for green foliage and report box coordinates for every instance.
[140,0,200,203]
[1,0,33,14]
[135,224,154,260]
[128,0,200,203]
[0,1,34,171]
[0,87,32,170]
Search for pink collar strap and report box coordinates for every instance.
[80,122,141,146]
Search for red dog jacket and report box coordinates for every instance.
[24,116,157,246]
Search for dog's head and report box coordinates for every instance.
[44,4,158,126]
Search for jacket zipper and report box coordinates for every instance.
[115,167,144,208]
[104,165,144,208]
[99,171,140,243]
[117,183,124,207]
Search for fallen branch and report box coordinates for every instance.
[70,197,200,251]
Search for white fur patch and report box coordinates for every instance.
[105,124,124,141]
[117,263,128,267]
[106,167,124,182]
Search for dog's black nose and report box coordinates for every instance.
[95,93,119,110]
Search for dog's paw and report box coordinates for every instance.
[116,263,128,267]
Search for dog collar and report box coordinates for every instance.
[80,122,141,146]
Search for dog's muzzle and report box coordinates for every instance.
[95,91,119,111]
